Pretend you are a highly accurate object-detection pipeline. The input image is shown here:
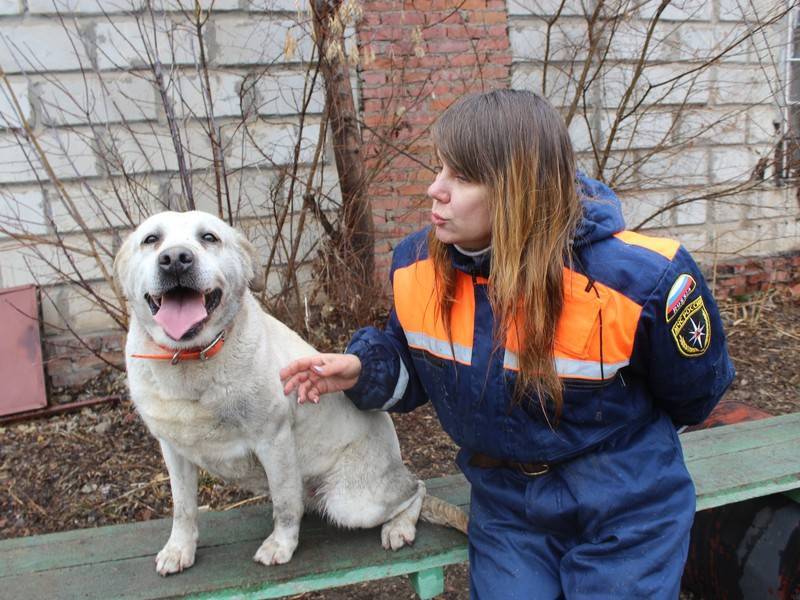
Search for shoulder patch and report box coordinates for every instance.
[666,273,696,322]
[670,296,711,357]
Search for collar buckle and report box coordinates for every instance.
[199,330,225,361]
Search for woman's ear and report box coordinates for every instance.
[238,233,265,293]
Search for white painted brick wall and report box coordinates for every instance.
[36,73,158,126]
[676,108,747,146]
[710,146,764,184]
[0,0,20,15]
[638,0,711,22]
[95,19,200,70]
[0,22,91,73]
[28,0,141,14]
[0,78,31,128]
[0,189,48,236]
[212,17,306,66]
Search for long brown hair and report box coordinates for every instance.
[429,89,582,420]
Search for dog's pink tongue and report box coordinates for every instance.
[154,291,207,340]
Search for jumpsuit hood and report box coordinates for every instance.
[449,173,626,277]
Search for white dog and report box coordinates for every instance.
[113,211,466,576]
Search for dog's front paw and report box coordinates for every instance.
[155,541,196,576]
[253,533,298,566]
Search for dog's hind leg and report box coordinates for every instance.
[381,480,425,550]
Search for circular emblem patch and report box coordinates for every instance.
[670,296,711,357]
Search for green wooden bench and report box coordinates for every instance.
[2,413,799,600]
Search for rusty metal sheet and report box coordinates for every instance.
[0,284,47,416]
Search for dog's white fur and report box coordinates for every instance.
[115,211,428,575]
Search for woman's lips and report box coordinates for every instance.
[431,213,447,226]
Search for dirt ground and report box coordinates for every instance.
[1,292,798,599]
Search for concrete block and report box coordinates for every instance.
[154,0,241,11]
[36,73,158,126]
[0,241,37,287]
[637,0,710,22]
[254,70,325,116]
[224,119,321,170]
[0,0,21,15]
[715,65,776,105]
[710,146,761,184]
[675,198,707,225]
[601,108,673,150]
[0,129,97,184]
[675,108,747,146]
[48,178,162,233]
[568,117,592,153]
[608,20,678,62]
[0,78,31,128]
[0,22,91,74]
[511,63,580,108]
[248,0,305,11]
[719,0,782,22]
[40,280,118,335]
[95,18,198,70]
[619,188,673,230]
[28,0,143,13]
[710,195,743,224]
[641,63,713,105]
[507,0,588,17]
[745,105,783,145]
[744,188,798,220]
[638,148,708,188]
[679,24,749,63]
[99,123,213,175]
[169,72,245,119]
[510,19,590,62]
[672,229,709,254]
[212,17,311,65]
[0,188,48,237]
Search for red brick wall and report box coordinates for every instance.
[712,251,800,301]
[357,0,512,280]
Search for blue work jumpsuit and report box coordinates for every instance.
[344,174,735,599]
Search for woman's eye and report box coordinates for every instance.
[202,233,219,243]
[142,234,159,245]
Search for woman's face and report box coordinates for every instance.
[427,158,492,250]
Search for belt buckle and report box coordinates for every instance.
[517,462,550,477]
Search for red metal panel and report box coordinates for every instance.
[0,284,47,416]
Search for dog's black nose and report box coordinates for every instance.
[158,246,195,276]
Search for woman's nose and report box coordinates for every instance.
[428,172,449,202]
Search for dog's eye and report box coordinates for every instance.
[142,234,159,245]
[201,233,219,243]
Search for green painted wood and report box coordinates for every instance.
[0,475,469,600]
[3,414,800,600]
[409,567,445,599]
[785,489,800,504]
[680,415,800,511]
[680,413,800,461]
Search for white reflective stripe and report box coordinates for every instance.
[405,331,472,364]
[381,358,410,410]
[503,350,629,381]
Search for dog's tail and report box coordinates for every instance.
[420,494,469,535]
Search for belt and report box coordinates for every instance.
[469,452,551,477]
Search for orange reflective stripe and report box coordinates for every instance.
[393,258,474,364]
[614,230,680,260]
[505,268,642,377]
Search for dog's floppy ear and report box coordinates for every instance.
[113,230,136,299]
[238,233,265,293]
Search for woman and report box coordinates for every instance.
[280,89,734,599]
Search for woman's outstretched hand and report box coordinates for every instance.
[279,353,362,404]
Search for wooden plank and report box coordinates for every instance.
[0,475,470,600]
[409,567,446,599]
[680,413,800,461]
[680,414,800,511]
[1,521,467,600]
